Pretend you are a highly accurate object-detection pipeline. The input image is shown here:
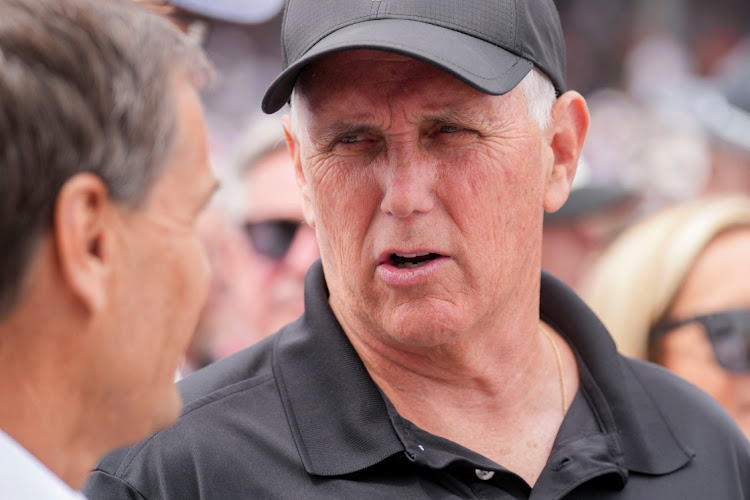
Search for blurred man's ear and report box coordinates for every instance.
[282,113,316,228]
[543,91,589,213]
[54,173,112,314]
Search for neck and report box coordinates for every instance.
[0,324,99,490]
[351,317,557,416]
[344,315,579,486]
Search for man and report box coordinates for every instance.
[542,162,639,292]
[699,37,750,195]
[85,1,750,498]
[185,120,320,372]
[0,0,215,497]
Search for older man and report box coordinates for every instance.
[85,1,750,499]
[0,0,215,497]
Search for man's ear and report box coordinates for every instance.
[282,113,315,228]
[54,172,113,314]
[543,91,590,213]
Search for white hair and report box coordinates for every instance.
[518,68,557,131]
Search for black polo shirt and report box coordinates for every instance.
[84,261,750,499]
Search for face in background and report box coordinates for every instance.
[541,197,638,292]
[93,78,215,440]
[287,50,577,351]
[209,148,319,358]
[243,149,319,334]
[656,227,750,438]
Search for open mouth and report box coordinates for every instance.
[390,252,442,269]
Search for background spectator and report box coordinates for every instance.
[183,117,319,373]
[582,195,750,438]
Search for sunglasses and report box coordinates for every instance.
[242,219,307,260]
[649,308,750,372]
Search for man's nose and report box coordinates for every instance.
[379,147,437,218]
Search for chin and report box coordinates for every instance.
[383,306,467,348]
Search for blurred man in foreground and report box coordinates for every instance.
[0,0,214,496]
[86,0,750,498]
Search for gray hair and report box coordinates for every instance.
[519,68,556,131]
[0,0,210,318]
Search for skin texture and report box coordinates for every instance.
[0,78,216,488]
[658,228,750,438]
[284,50,589,485]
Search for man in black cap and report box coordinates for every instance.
[85,1,750,498]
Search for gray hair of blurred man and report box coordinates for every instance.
[0,0,212,319]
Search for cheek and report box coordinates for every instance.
[442,148,543,251]
[159,236,212,335]
[309,160,380,260]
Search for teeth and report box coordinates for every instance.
[402,262,422,269]
[396,253,426,258]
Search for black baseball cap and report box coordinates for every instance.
[262,0,566,114]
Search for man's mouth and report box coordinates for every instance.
[390,252,442,269]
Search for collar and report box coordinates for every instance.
[0,428,87,500]
[272,260,404,476]
[539,272,694,475]
[274,260,693,477]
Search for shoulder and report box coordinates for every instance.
[84,334,297,499]
[623,357,750,458]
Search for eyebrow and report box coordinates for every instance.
[421,105,493,129]
[312,121,379,148]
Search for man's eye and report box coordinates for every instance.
[439,125,463,134]
[340,135,363,144]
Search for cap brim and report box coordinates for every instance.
[262,19,533,113]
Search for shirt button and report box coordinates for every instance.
[475,469,495,480]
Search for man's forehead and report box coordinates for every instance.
[297,49,481,101]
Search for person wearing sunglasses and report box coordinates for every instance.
[204,117,320,358]
[583,195,750,438]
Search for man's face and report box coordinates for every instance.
[101,78,216,438]
[289,51,555,350]
[235,150,319,340]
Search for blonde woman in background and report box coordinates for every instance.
[583,195,750,438]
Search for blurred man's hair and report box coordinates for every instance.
[0,0,211,318]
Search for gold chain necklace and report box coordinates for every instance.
[541,326,566,415]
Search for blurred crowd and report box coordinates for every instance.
[163,0,750,436]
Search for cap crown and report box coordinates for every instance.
[281,0,565,93]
